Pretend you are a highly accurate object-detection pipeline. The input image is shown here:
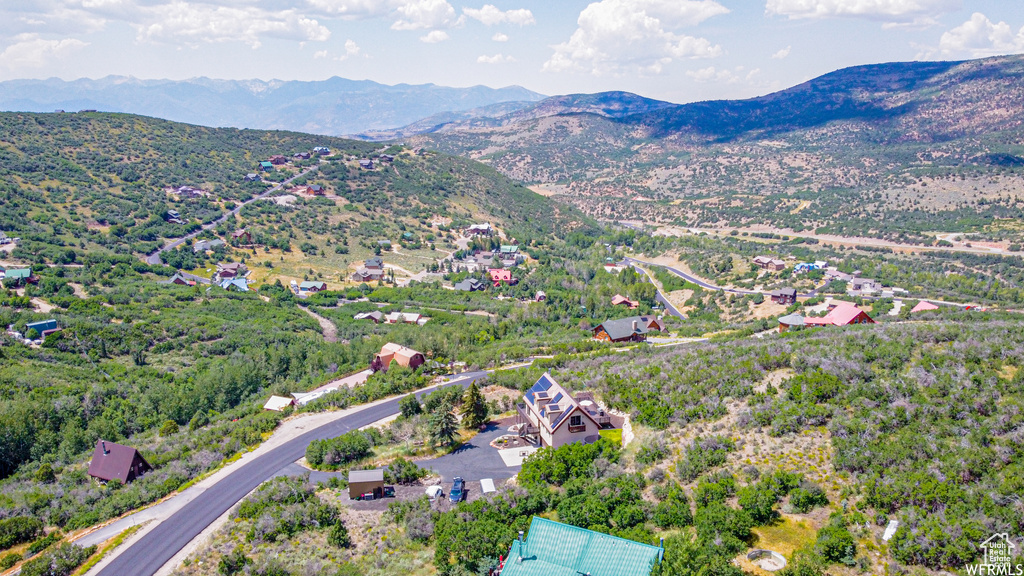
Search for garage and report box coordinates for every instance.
[348,469,384,499]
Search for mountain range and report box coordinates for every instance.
[0,76,545,135]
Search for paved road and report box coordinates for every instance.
[144,165,321,265]
[624,256,828,299]
[623,261,686,319]
[95,371,488,576]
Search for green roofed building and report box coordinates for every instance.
[500,517,662,576]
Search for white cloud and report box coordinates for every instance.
[492,32,509,41]
[136,4,330,48]
[686,65,762,83]
[0,33,88,69]
[419,29,450,42]
[391,0,458,30]
[544,0,728,76]
[303,0,393,19]
[313,38,361,60]
[771,45,791,59]
[938,12,1024,57]
[463,5,535,26]
[477,53,515,64]
[765,0,960,25]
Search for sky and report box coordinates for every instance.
[0,0,1022,103]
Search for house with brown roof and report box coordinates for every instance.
[294,152,311,160]
[371,343,425,372]
[88,440,152,483]
[611,294,639,309]
[306,184,325,196]
[269,155,288,165]
[354,311,383,323]
[515,373,610,448]
[465,223,493,236]
[351,256,386,282]
[216,262,248,280]
[231,229,253,245]
[299,280,327,292]
[753,256,786,271]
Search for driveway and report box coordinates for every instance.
[420,422,521,483]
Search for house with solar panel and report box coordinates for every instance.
[515,373,612,448]
[497,516,662,576]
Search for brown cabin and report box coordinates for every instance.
[88,440,152,483]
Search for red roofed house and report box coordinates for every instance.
[488,268,514,287]
[611,294,639,309]
[805,302,875,327]
[911,301,940,313]
[371,343,426,372]
[88,440,152,483]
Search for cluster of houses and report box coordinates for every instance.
[453,245,522,273]
[824,268,907,298]
[778,301,876,332]
[216,262,249,291]
[358,153,395,170]
[259,146,331,172]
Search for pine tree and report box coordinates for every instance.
[429,401,459,448]
[460,382,488,429]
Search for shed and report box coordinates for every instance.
[348,469,385,499]
[88,440,152,484]
[26,319,58,335]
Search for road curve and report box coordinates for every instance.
[95,372,487,576]
[144,165,321,266]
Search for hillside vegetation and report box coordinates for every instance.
[409,55,1024,242]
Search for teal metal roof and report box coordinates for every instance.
[501,517,661,576]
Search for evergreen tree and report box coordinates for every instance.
[429,401,459,448]
[460,383,488,429]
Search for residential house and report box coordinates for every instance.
[515,373,609,448]
[359,159,375,170]
[175,185,205,199]
[499,245,520,265]
[611,294,639,309]
[371,343,425,372]
[911,301,940,313]
[488,268,514,286]
[352,256,386,282]
[313,146,331,156]
[293,152,311,160]
[385,311,428,325]
[603,263,625,274]
[220,278,249,292]
[193,239,225,253]
[260,161,274,172]
[299,280,327,292]
[88,440,152,484]
[377,240,392,251]
[824,268,855,282]
[770,287,797,305]
[378,154,395,163]
[778,313,806,333]
[454,278,485,292]
[263,396,296,411]
[165,210,184,224]
[3,268,32,285]
[307,184,325,196]
[231,229,253,245]
[753,256,786,271]
[348,469,385,500]
[535,290,547,302]
[592,315,663,343]
[465,223,493,237]
[216,262,248,279]
[26,319,59,338]
[354,311,383,323]
[165,273,195,286]
[244,173,261,182]
[849,278,880,295]
[499,516,662,576]
[269,155,288,165]
[805,302,875,327]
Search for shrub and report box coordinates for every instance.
[0,552,20,570]
[790,481,828,513]
[159,420,179,437]
[27,532,61,555]
[218,546,250,575]
[0,516,44,549]
[815,515,856,566]
[19,543,95,576]
[305,431,373,468]
[385,457,426,485]
[675,436,735,482]
[328,521,351,548]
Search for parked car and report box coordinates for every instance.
[383,486,395,498]
[449,477,466,503]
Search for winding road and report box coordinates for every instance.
[624,257,828,299]
[144,165,321,266]
[91,371,488,576]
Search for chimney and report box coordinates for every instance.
[632,320,638,331]
[101,440,108,455]
[518,530,524,562]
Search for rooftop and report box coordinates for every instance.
[502,516,662,576]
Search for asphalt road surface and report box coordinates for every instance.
[96,371,488,576]
[144,165,320,266]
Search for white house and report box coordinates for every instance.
[515,373,610,448]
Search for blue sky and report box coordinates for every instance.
[0,0,1022,103]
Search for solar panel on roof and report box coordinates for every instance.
[551,392,563,403]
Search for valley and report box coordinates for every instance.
[0,54,1023,576]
